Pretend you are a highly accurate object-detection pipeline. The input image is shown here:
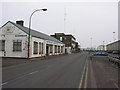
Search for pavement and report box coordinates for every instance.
[1,52,119,88]
[1,54,68,67]
[87,56,119,88]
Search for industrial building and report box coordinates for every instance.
[107,2,120,53]
[106,40,120,52]
[51,33,78,54]
[0,21,65,58]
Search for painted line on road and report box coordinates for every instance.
[1,82,8,86]
[28,71,39,75]
[2,70,39,86]
[3,62,30,70]
[78,63,86,88]
[84,61,88,88]
[78,55,88,88]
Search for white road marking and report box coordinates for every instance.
[1,82,8,86]
[1,70,39,86]
[78,64,86,88]
[79,56,88,88]
[84,61,88,88]
[28,71,39,75]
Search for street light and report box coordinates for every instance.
[103,41,105,51]
[113,32,116,41]
[28,9,47,59]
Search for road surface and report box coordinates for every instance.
[2,52,87,88]
[2,52,119,88]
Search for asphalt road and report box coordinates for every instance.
[2,52,88,88]
[2,52,119,88]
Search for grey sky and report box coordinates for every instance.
[1,1,119,48]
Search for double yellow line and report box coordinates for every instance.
[78,55,89,89]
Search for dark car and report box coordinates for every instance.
[90,52,108,60]
[107,50,113,53]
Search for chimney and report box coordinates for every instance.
[16,20,24,26]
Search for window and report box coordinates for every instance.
[61,46,63,53]
[39,42,41,54]
[50,45,53,53]
[55,45,57,53]
[64,37,66,40]
[58,46,60,53]
[39,42,44,54]
[41,43,44,54]
[0,40,5,51]
[34,42,38,54]
[13,40,22,52]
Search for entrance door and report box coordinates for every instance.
[46,45,49,56]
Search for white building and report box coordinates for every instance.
[0,21,65,58]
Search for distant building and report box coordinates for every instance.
[51,33,78,54]
[77,45,81,52]
[0,21,65,58]
[106,40,120,52]
[75,42,78,52]
[97,45,106,51]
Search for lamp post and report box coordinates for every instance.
[28,9,47,59]
[103,41,104,51]
[113,32,115,41]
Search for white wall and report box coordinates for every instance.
[31,39,65,57]
[0,22,65,58]
[31,36,45,58]
[45,40,65,56]
[0,22,28,58]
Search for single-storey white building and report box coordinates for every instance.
[0,21,65,58]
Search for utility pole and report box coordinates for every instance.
[113,32,116,42]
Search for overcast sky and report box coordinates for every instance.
[1,0,119,48]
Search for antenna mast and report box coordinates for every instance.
[64,7,67,33]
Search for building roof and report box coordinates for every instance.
[52,33,76,40]
[106,40,120,46]
[1,21,63,44]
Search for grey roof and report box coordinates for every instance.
[5,21,63,44]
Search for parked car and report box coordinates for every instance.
[112,51,120,54]
[107,50,113,53]
[92,52,108,56]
